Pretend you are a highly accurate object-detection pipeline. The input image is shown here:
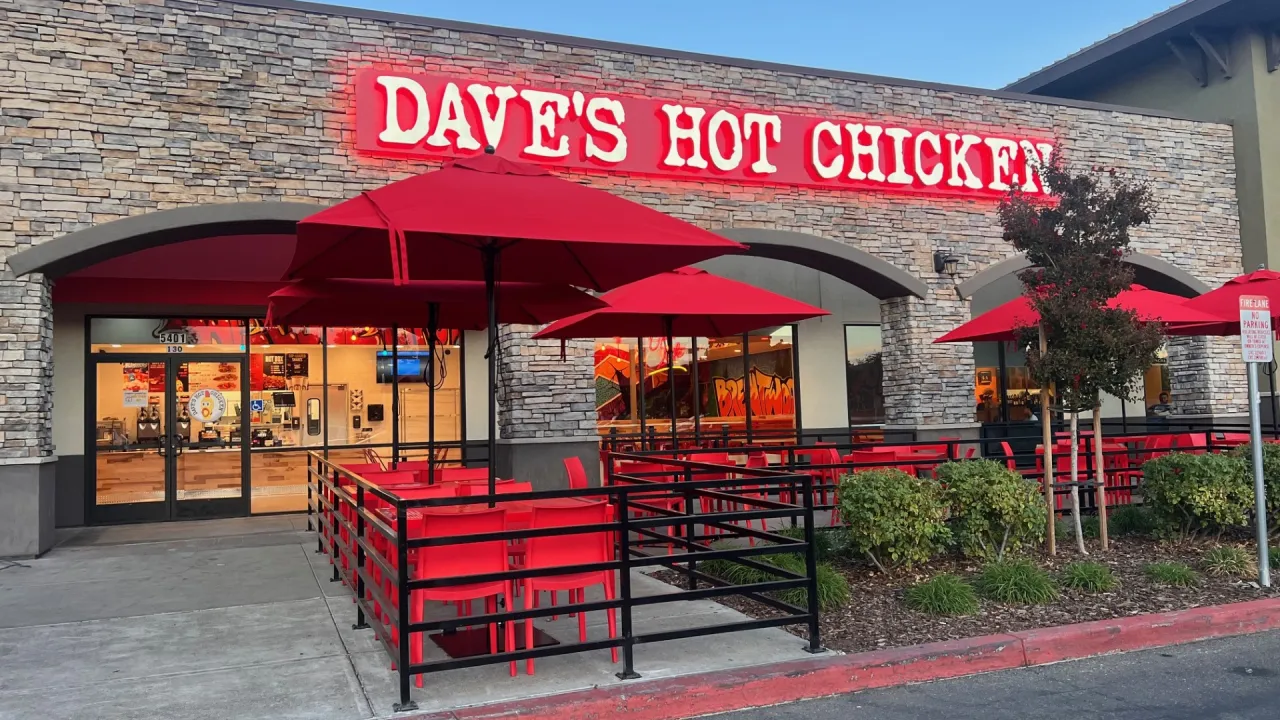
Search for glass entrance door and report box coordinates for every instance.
[90,355,249,523]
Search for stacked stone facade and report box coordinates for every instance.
[0,0,1247,471]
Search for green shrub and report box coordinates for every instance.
[770,525,844,562]
[1202,546,1256,579]
[1144,562,1199,587]
[837,469,950,573]
[1059,561,1117,592]
[1230,443,1280,523]
[1110,505,1158,537]
[1141,452,1251,539]
[700,553,851,611]
[975,559,1058,604]
[1056,515,1101,541]
[903,575,979,616]
[1271,547,1280,570]
[937,460,1046,561]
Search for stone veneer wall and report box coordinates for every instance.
[0,0,1247,469]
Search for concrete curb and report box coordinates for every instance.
[408,597,1280,720]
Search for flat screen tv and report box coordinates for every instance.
[375,350,431,384]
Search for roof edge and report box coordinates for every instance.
[232,0,1217,124]
[1004,0,1234,93]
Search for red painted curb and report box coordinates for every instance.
[1015,596,1280,665]
[408,597,1280,720]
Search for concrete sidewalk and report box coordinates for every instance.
[0,516,816,720]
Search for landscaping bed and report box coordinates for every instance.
[655,536,1278,654]
[652,451,1280,655]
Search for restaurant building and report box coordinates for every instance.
[0,0,1248,555]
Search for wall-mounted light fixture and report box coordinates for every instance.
[933,250,962,277]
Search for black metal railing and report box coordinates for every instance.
[305,451,822,711]
[608,423,1275,516]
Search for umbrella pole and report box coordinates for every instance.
[427,304,438,485]
[666,317,677,454]
[692,337,701,446]
[485,246,498,504]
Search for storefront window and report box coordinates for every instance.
[1143,346,1172,418]
[90,317,246,353]
[845,325,883,425]
[747,328,796,435]
[699,335,748,436]
[396,328,463,463]
[247,323,323,514]
[323,327,394,449]
[595,339,640,436]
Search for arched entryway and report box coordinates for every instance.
[958,251,1213,430]
[9,202,481,526]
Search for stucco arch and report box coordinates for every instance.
[714,227,928,300]
[7,202,317,279]
[957,252,1211,299]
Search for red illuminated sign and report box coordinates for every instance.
[353,69,1056,201]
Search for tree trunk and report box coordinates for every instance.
[1093,405,1109,551]
[1070,411,1088,555]
[1040,324,1056,556]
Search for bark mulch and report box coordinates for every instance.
[653,537,1280,654]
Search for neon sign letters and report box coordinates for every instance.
[354,69,1055,200]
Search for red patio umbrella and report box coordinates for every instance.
[934,285,1224,344]
[266,279,605,329]
[286,150,744,491]
[1180,268,1280,336]
[268,279,606,478]
[533,267,830,446]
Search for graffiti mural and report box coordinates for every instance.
[712,368,795,417]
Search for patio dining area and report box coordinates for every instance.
[309,450,829,711]
[0,507,821,720]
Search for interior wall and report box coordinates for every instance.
[697,253,882,429]
[464,329,489,442]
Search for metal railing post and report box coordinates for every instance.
[306,453,314,532]
[616,490,641,680]
[353,483,369,630]
[800,473,824,654]
[683,467,697,591]
[330,469,341,583]
[394,501,416,712]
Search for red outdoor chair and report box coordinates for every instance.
[520,501,617,675]
[408,507,516,682]
[564,456,590,490]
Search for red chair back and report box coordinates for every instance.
[745,454,769,469]
[339,462,384,478]
[1000,442,1017,471]
[414,508,508,580]
[564,456,589,490]
[1173,432,1207,454]
[843,449,908,474]
[493,482,534,495]
[526,502,611,570]
[441,468,491,483]
[455,478,515,496]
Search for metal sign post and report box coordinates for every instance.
[1240,294,1272,587]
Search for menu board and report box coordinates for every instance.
[187,361,240,392]
[260,354,286,390]
[286,353,309,378]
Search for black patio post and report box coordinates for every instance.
[426,303,438,484]
[691,336,701,446]
[483,244,499,504]
[665,316,677,452]
[391,325,399,468]
[636,336,646,448]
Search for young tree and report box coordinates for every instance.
[1000,162,1164,554]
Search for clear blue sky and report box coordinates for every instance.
[328,0,1178,88]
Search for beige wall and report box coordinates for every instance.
[1075,28,1277,272]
